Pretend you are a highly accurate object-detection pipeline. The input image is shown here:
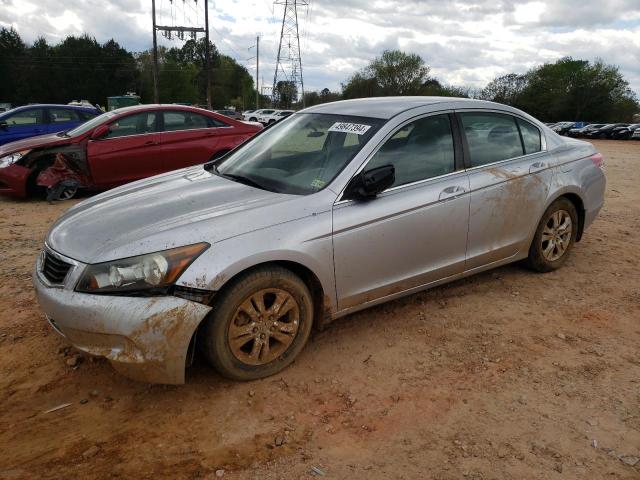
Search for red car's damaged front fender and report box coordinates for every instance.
[36,154,91,201]
[0,163,32,198]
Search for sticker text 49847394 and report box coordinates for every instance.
[327,122,372,135]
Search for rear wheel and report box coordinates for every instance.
[526,198,578,272]
[201,266,313,380]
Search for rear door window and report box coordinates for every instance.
[459,112,524,167]
[163,111,226,131]
[49,108,82,124]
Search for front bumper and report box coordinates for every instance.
[0,163,31,197]
[33,247,212,384]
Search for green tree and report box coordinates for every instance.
[0,27,27,104]
[342,50,430,98]
[485,58,639,122]
[478,73,527,106]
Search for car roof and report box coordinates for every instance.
[110,104,216,115]
[302,96,508,119]
[4,104,98,113]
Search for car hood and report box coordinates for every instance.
[46,166,301,263]
[0,133,73,157]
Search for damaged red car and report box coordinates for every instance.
[0,105,262,200]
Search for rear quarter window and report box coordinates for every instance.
[517,118,542,154]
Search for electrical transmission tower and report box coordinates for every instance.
[272,0,307,108]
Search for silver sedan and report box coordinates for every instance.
[33,97,606,384]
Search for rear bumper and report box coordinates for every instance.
[33,248,212,384]
[0,164,31,197]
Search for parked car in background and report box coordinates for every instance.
[258,109,295,125]
[32,97,605,384]
[568,123,605,138]
[551,121,574,135]
[0,105,262,200]
[0,103,12,113]
[244,109,275,122]
[215,109,243,121]
[610,123,640,140]
[585,123,629,139]
[0,104,101,146]
[632,128,640,140]
[553,121,589,136]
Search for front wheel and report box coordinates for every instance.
[525,198,578,272]
[201,266,313,380]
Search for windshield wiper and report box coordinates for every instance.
[221,173,268,191]
[56,130,70,137]
[207,163,268,190]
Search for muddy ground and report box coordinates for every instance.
[0,140,639,480]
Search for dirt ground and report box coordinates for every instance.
[0,140,638,480]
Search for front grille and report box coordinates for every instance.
[42,252,72,284]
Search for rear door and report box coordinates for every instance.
[87,111,162,187]
[46,107,85,134]
[458,111,552,270]
[0,108,46,145]
[160,110,235,170]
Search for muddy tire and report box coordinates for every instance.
[526,197,578,272]
[201,266,313,381]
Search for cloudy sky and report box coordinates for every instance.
[1,0,639,95]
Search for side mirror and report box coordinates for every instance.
[345,164,395,200]
[0,121,8,130]
[90,124,109,140]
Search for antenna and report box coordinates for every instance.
[272,0,307,108]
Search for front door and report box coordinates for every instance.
[332,113,470,311]
[87,111,163,187]
[458,111,553,269]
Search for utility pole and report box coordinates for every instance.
[204,0,211,109]
[272,0,307,109]
[151,1,209,107]
[152,0,159,104]
[249,36,261,109]
[256,36,260,110]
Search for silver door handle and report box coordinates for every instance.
[439,185,466,201]
[529,161,548,173]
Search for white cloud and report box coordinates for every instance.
[1,0,639,96]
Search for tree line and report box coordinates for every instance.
[1,27,637,121]
[0,27,259,110]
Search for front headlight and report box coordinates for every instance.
[0,150,31,168]
[76,243,209,294]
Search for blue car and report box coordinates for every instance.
[0,104,102,146]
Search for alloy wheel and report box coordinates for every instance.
[227,288,300,365]
[541,209,572,261]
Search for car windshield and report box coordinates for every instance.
[66,111,116,137]
[213,113,384,195]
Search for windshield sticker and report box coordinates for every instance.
[311,178,325,188]
[328,122,372,135]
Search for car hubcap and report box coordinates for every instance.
[60,186,77,200]
[228,288,300,365]
[541,209,572,261]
